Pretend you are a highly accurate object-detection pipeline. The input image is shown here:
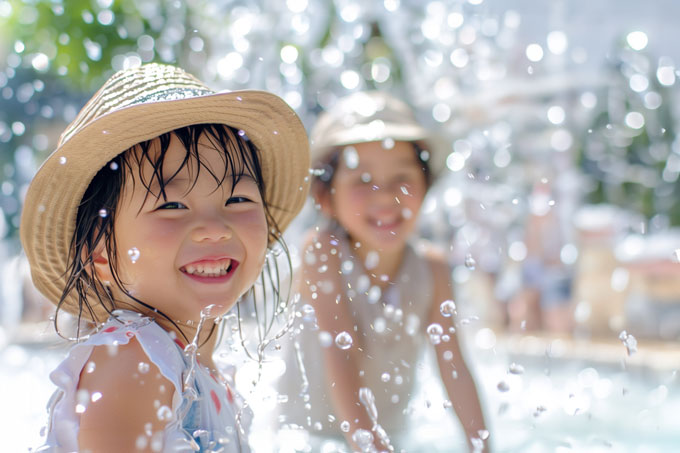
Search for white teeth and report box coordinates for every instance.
[183,260,232,277]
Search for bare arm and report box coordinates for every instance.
[427,252,490,452]
[297,230,386,450]
[78,339,174,452]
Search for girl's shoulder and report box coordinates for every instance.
[44,311,185,451]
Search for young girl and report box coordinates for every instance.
[278,91,489,452]
[20,63,310,452]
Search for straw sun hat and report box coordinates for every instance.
[20,63,310,319]
[309,90,448,176]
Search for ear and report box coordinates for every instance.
[315,185,335,218]
[90,244,114,284]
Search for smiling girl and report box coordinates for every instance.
[21,63,309,452]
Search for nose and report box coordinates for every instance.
[191,218,233,243]
[371,183,402,205]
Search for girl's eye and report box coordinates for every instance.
[226,196,252,205]
[157,201,187,210]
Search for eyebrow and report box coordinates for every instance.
[154,173,258,190]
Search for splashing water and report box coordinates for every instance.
[335,331,353,350]
[358,387,395,452]
[171,303,240,451]
[352,429,375,452]
[619,330,638,356]
[127,247,140,263]
[293,340,310,397]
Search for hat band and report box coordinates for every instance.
[130,87,215,106]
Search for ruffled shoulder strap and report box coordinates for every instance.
[54,310,185,391]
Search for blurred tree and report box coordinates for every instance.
[578,39,679,227]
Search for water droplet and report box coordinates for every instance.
[365,251,379,270]
[91,391,102,402]
[156,405,173,421]
[85,361,96,373]
[381,372,391,382]
[343,146,359,169]
[300,304,316,322]
[464,253,476,270]
[427,323,444,344]
[319,331,333,347]
[509,363,525,375]
[440,300,457,317]
[335,331,353,350]
[402,207,413,219]
[497,380,510,392]
[382,138,395,149]
[340,420,350,432]
[98,208,108,218]
[127,247,140,263]
[59,156,67,164]
[619,330,638,356]
[341,260,354,274]
[135,435,148,450]
[452,370,458,379]
[138,362,150,374]
[109,162,119,170]
[352,429,374,448]
[238,129,246,136]
[236,96,242,101]
[367,285,381,304]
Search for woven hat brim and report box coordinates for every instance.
[20,90,310,322]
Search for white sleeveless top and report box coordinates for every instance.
[278,231,433,439]
[38,310,251,452]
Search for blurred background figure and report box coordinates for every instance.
[276,91,489,452]
[507,175,575,333]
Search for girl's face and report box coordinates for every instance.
[323,140,427,253]
[97,133,269,323]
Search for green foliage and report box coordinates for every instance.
[0,0,179,90]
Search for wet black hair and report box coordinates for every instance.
[312,140,432,201]
[58,123,289,343]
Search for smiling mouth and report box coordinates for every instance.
[180,258,235,278]
[369,216,401,229]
